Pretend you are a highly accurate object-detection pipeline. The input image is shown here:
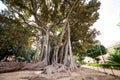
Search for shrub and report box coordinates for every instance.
[16,56,25,62]
[107,47,120,64]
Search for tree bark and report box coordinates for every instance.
[67,22,77,70]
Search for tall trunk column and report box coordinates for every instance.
[67,22,77,70]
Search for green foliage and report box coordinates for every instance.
[107,47,120,64]
[75,55,85,64]
[70,0,101,54]
[28,49,37,61]
[0,10,33,60]
[87,63,120,69]
[16,56,25,62]
[86,45,107,59]
[87,47,120,70]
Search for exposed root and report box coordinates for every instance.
[0,61,47,73]
[22,61,47,70]
[23,63,71,80]
[0,62,25,73]
[0,62,76,80]
[43,63,70,79]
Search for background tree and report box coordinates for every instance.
[86,45,107,61]
[0,10,33,61]
[0,0,100,69]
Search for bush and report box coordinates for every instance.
[75,55,85,64]
[107,48,120,64]
[86,45,106,59]
[16,56,25,62]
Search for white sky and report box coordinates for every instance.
[93,0,120,47]
[0,0,120,47]
[0,1,6,10]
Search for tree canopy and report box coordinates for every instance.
[0,10,33,60]
[86,45,107,59]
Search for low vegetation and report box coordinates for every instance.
[87,63,120,69]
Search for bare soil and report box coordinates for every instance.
[0,62,120,80]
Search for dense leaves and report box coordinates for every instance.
[0,10,33,60]
[86,45,107,59]
[107,47,120,64]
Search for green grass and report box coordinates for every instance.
[87,63,120,70]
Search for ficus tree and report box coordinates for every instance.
[0,0,100,70]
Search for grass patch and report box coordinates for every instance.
[87,63,120,70]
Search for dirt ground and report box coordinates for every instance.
[0,63,120,80]
[0,67,120,80]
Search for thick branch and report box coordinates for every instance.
[66,0,79,19]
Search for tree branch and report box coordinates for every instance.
[66,0,79,19]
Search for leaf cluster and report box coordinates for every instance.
[107,47,120,64]
[0,10,33,60]
[86,45,107,59]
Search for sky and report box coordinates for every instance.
[0,1,6,10]
[93,0,120,47]
[0,0,120,47]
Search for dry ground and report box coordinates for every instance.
[0,62,120,80]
